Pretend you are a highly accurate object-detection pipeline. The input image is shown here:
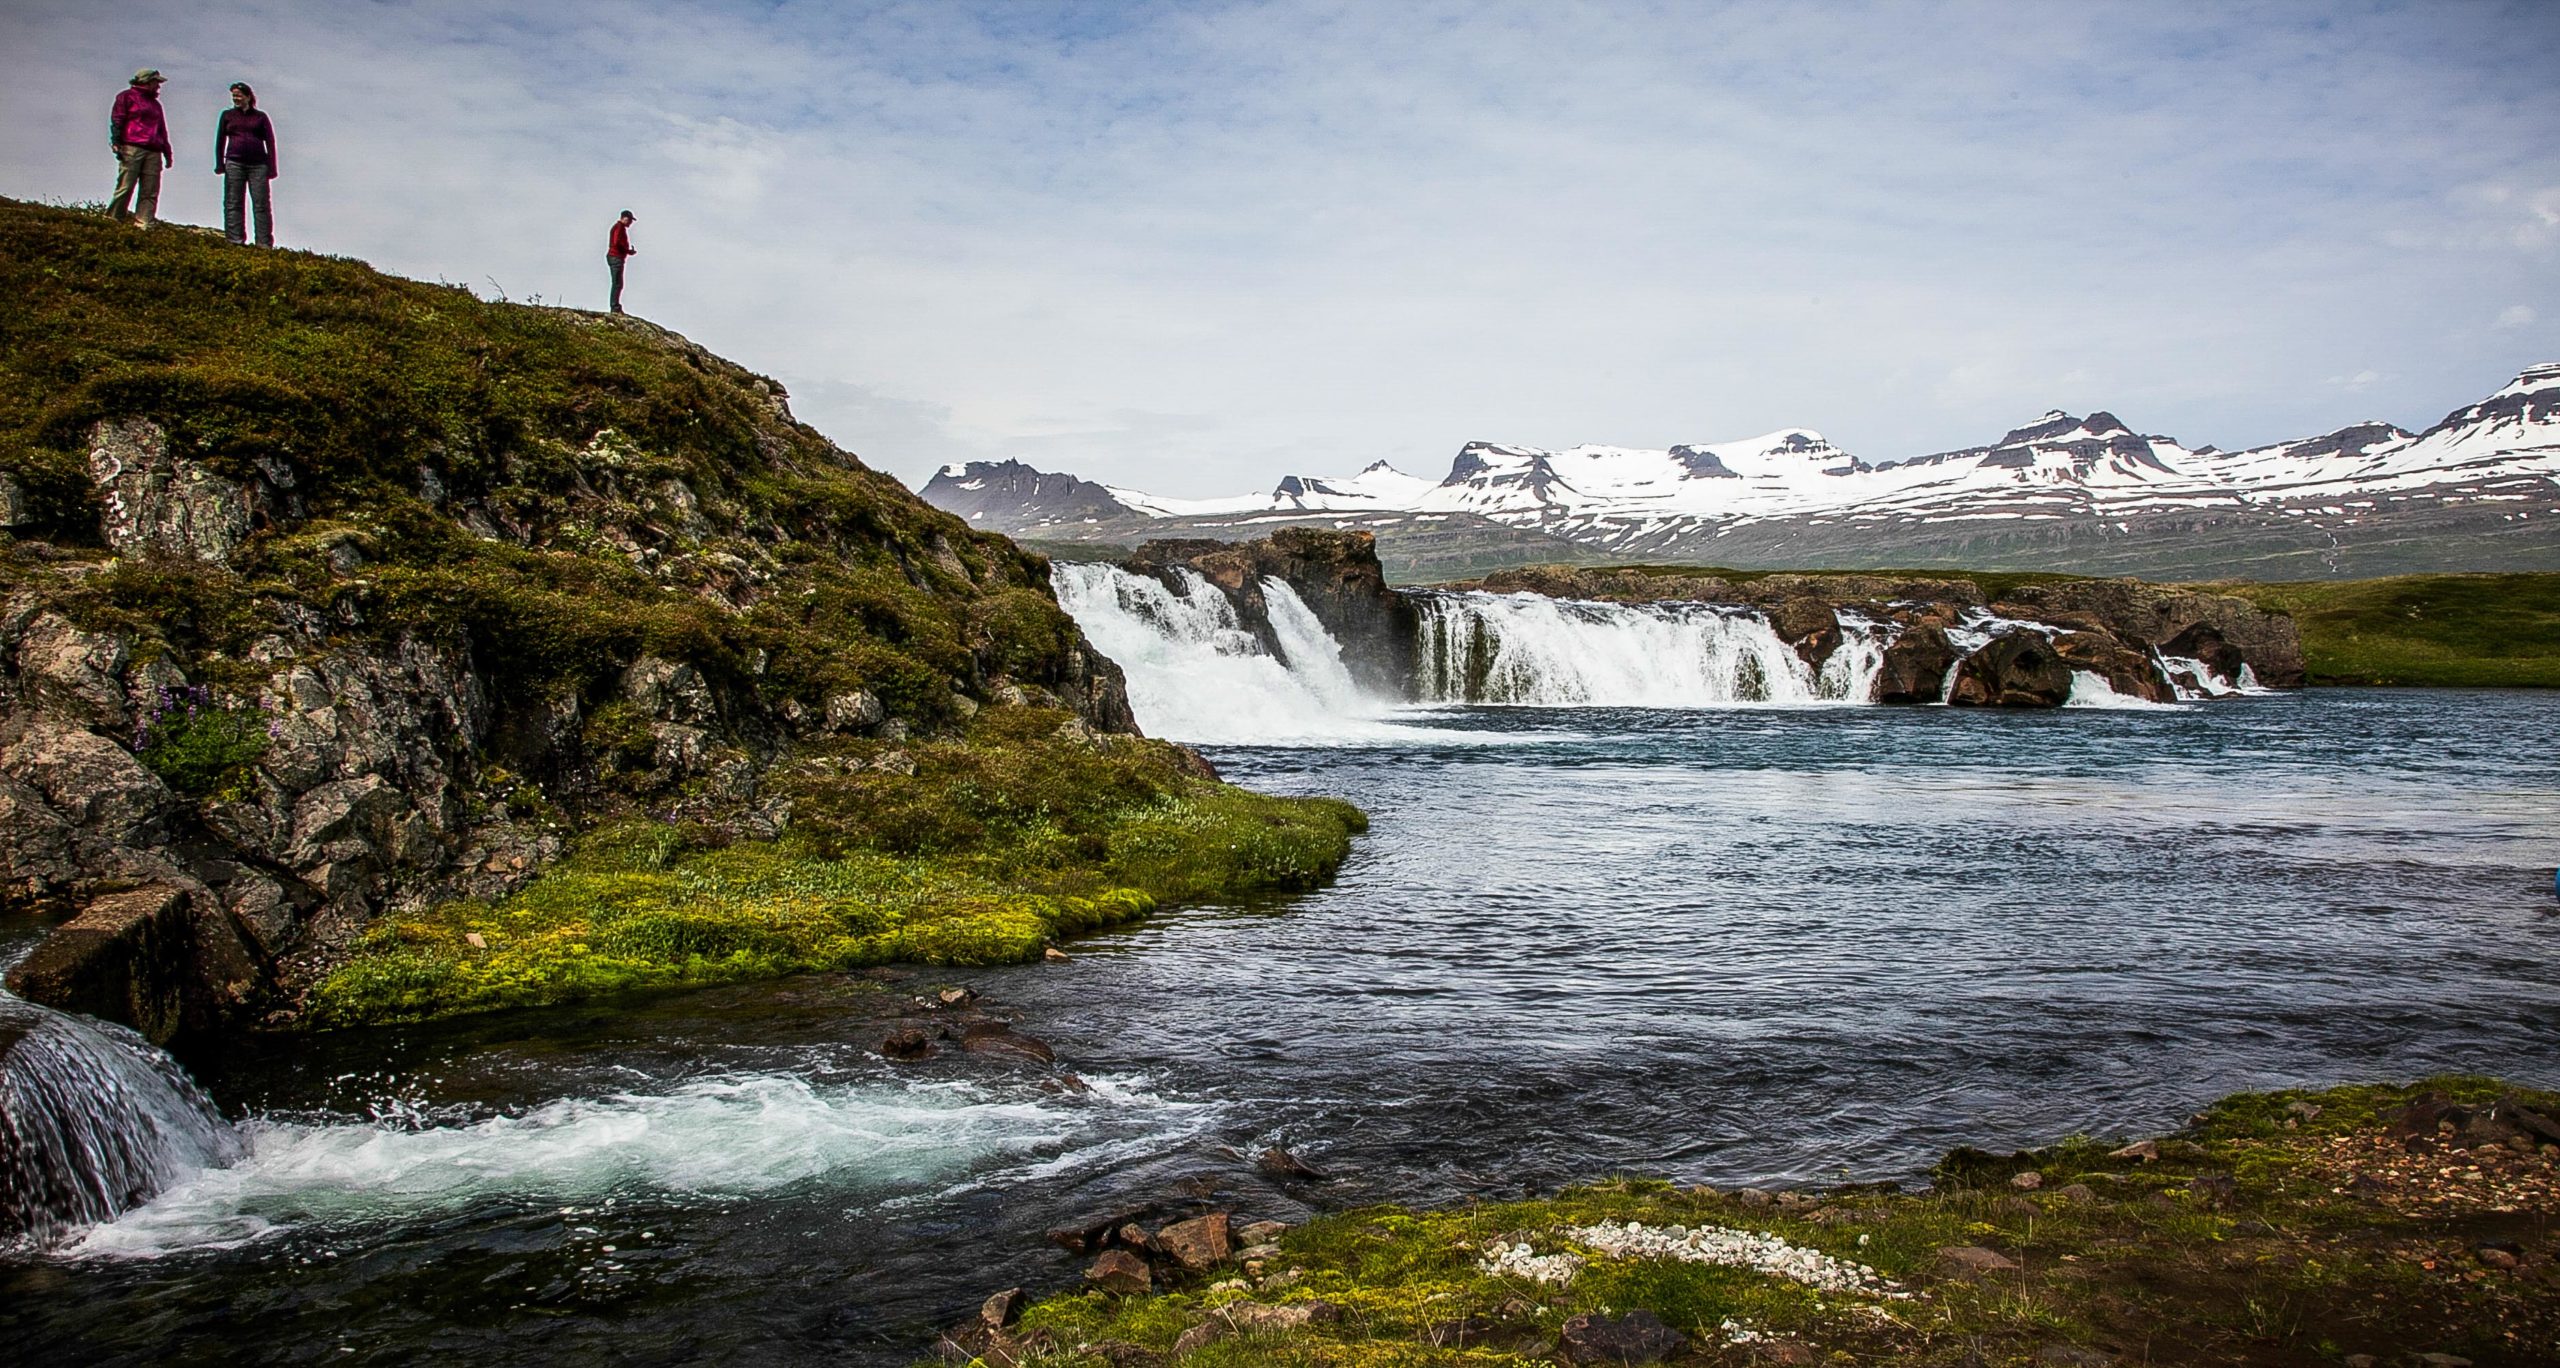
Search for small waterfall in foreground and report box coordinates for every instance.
[1052,563,1412,744]
[1,990,240,1252]
[1413,592,1885,706]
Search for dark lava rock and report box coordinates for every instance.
[1557,1309,1686,1365]
[1948,632,2074,707]
[2051,630,2173,702]
[1084,1248,1151,1295]
[960,1025,1057,1064]
[880,1028,932,1060]
[1257,1145,1328,1180]
[1764,598,1840,674]
[1874,621,1959,704]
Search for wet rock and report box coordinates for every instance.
[979,1286,1025,1330]
[936,986,977,1008]
[881,1028,932,1060]
[2050,630,2173,702]
[1156,1212,1232,1271]
[1114,1223,1156,1254]
[2,884,192,1042]
[1257,1146,1328,1180]
[1764,598,1840,674]
[1874,621,1960,704]
[1557,1308,1686,1365]
[960,1022,1057,1064]
[1043,946,1071,962]
[1937,1245,2021,1277]
[1084,1248,1151,1294]
[1947,631,2074,707]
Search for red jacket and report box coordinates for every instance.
[607,221,635,259]
[111,86,170,155]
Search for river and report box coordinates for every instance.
[4,594,2557,1364]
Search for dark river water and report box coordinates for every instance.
[7,689,2559,1365]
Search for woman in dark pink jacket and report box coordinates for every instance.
[108,68,171,226]
[214,83,278,246]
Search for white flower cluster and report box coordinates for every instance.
[1563,1221,1909,1299]
[1475,1239,1584,1286]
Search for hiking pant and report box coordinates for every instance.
[223,160,274,246]
[111,144,162,224]
[608,255,627,312]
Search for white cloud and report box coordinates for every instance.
[4,0,2556,492]
[2325,370,2384,391]
[2496,305,2539,331]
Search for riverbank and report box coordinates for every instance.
[974,1078,2558,1367]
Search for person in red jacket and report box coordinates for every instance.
[109,68,172,227]
[607,210,637,314]
[214,83,278,246]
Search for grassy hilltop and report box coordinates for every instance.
[0,198,1360,1028]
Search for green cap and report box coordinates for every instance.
[131,68,164,85]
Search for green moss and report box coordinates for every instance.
[992,1078,2560,1366]
[310,722,1364,1026]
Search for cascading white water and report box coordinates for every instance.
[1051,563,1435,744]
[1413,592,1884,706]
[0,991,241,1252]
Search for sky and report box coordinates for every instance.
[4,0,2556,495]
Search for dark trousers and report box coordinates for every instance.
[222,160,273,245]
[608,255,627,313]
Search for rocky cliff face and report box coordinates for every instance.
[0,200,1134,1039]
[1123,529,1420,698]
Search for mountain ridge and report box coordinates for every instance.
[919,364,2560,581]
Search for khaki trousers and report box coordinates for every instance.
[111,145,162,224]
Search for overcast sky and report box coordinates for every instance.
[6,1,2556,494]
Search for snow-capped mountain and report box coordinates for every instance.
[920,364,2560,580]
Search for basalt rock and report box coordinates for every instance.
[1125,528,1418,698]
[1874,621,1960,704]
[1997,579,2303,688]
[1948,632,2075,707]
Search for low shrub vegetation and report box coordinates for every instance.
[994,1078,2560,1367]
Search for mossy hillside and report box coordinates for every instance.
[2217,572,2560,687]
[310,712,1366,1025]
[0,196,1086,736]
[995,1078,2559,1367]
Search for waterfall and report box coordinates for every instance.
[1051,563,1420,744]
[1411,592,1884,706]
[1,990,239,1252]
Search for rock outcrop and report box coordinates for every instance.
[1125,529,1419,697]
[0,203,1140,1039]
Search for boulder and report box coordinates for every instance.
[1948,632,2074,707]
[1874,622,1959,704]
[3,885,193,1042]
[1084,1248,1151,1295]
[1256,1146,1328,1180]
[1763,598,1840,674]
[1155,1212,1232,1271]
[85,418,254,564]
[2050,631,2173,702]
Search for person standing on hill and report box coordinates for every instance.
[606,210,637,314]
[109,69,172,227]
[214,83,278,246]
